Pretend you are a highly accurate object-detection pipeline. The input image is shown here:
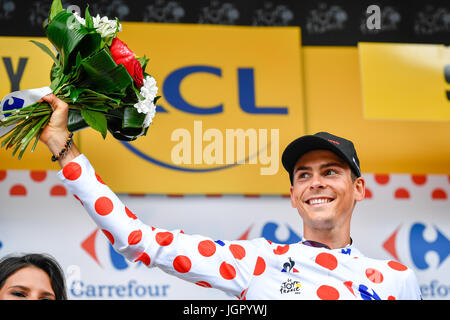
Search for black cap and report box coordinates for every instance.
[282,132,361,185]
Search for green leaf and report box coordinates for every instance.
[79,48,133,94]
[81,109,107,139]
[136,55,149,72]
[30,40,59,66]
[67,109,88,132]
[123,106,145,129]
[49,0,63,21]
[85,5,94,29]
[46,10,102,74]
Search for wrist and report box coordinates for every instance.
[46,130,72,156]
[46,130,81,168]
[58,143,81,168]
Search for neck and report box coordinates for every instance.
[302,227,351,249]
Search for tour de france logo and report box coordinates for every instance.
[280,257,302,295]
[280,278,302,295]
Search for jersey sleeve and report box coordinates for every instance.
[57,154,261,298]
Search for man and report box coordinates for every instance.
[40,94,421,300]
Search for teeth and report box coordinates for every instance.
[308,198,331,205]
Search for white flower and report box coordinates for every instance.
[92,14,122,40]
[134,76,158,128]
[73,12,85,25]
[73,12,121,41]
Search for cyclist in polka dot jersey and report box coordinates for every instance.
[40,94,422,300]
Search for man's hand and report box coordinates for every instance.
[40,94,80,167]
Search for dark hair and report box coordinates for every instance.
[0,253,67,300]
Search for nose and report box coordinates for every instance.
[309,173,325,189]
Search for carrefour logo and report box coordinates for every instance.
[383,222,450,270]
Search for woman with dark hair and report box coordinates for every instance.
[0,253,67,300]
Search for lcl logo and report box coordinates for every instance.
[157,65,288,115]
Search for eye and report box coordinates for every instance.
[325,169,337,176]
[39,297,54,301]
[11,291,27,298]
[297,172,310,179]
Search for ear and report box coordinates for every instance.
[289,185,296,208]
[353,176,366,202]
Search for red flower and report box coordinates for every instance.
[130,59,144,88]
[110,37,144,88]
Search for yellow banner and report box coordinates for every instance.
[0,24,305,194]
[359,42,450,121]
[303,46,450,175]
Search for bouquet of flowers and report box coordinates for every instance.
[0,0,159,159]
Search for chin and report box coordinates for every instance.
[301,210,336,230]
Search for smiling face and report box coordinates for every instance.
[289,150,365,245]
[0,266,56,300]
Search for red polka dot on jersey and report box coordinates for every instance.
[156,232,174,246]
[94,197,114,216]
[195,281,212,288]
[30,170,46,182]
[366,268,384,283]
[411,174,427,186]
[229,244,246,260]
[50,185,67,196]
[388,260,408,271]
[374,174,390,185]
[198,240,216,257]
[219,262,236,280]
[315,252,338,271]
[101,229,114,245]
[173,255,191,273]
[317,285,340,300]
[0,170,6,181]
[388,296,396,300]
[9,184,26,196]
[124,206,137,219]
[62,162,82,181]
[432,188,447,200]
[273,244,289,255]
[394,188,410,199]
[95,173,106,184]
[128,230,142,245]
[253,257,266,276]
[135,252,151,266]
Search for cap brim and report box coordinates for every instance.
[281,135,356,184]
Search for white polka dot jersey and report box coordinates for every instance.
[58,154,422,300]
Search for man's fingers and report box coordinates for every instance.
[42,94,68,112]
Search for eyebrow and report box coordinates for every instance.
[294,162,347,175]
[8,285,56,298]
[8,285,29,291]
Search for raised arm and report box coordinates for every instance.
[39,94,263,299]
